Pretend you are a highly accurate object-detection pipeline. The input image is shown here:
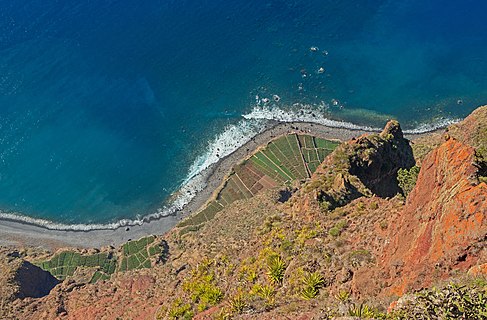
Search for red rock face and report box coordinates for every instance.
[381,138,487,296]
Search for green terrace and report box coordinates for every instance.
[178,134,339,235]
[119,235,163,271]
[35,235,165,283]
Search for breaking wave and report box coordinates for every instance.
[0,104,458,231]
[242,104,460,134]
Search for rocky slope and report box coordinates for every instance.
[0,250,59,318]
[380,138,486,296]
[1,107,486,319]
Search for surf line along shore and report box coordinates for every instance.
[0,120,435,250]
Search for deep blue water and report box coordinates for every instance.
[1,1,487,226]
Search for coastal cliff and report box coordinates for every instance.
[1,107,486,319]
[381,138,486,296]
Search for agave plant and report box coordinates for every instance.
[347,302,377,318]
[300,271,325,300]
[334,290,351,303]
[266,255,286,285]
[228,292,247,314]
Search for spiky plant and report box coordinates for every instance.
[300,271,325,300]
[348,303,377,318]
[266,255,286,285]
[228,292,247,314]
[334,290,351,303]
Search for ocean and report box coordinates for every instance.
[1,0,486,228]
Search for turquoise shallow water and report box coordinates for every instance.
[0,0,486,227]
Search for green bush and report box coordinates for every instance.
[266,255,286,285]
[389,282,487,319]
[182,264,224,311]
[328,227,340,237]
[251,284,276,309]
[348,303,378,318]
[168,299,193,320]
[185,278,223,308]
[397,165,420,196]
[300,271,325,300]
[329,220,347,237]
[228,292,247,314]
[334,290,350,303]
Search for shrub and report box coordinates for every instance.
[369,201,379,210]
[296,224,321,245]
[356,202,366,211]
[246,269,258,283]
[251,284,275,300]
[397,165,420,196]
[319,200,332,212]
[389,282,487,319]
[182,263,224,311]
[328,227,340,237]
[348,303,377,318]
[300,271,325,300]
[266,255,286,285]
[334,290,350,303]
[214,308,232,320]
[191,281,223,307]
[267,255,286,285]
[280,239,294,254]
[228,292,247,314]
[329,220,347,237]
[168,299,193,320]
[251,284,276,309]
[259,215,282,234]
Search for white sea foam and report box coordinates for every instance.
[0,202,176,231]
[0,103,459,231]
[184,119,267,184]
[243,104,459,134]
[243,104,382,131]
[402,117,461,134]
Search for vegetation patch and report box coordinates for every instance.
[177,134,338,235]
[119,235,163,272]
[36,235,166,283]
[397,165,420,196]
[328,220,348,237]
[166,298,193,320]
[36,251,116,283]
[347,303,378,318]
[300,271,325,300]
[181,260,224,313]
[266,254,286,285]
[389,281,487,319]
[227,291,247,314]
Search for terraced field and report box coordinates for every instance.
[119,236,163,272]
[179,134,338,234]
[35,235,166,283]
[37,251,116,283]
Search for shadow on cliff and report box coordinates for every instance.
[309,120,415,212]
[348,121,415,198]
[15,260,60,298]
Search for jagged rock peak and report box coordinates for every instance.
[292,120,415,216]
[380,119,403,140]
